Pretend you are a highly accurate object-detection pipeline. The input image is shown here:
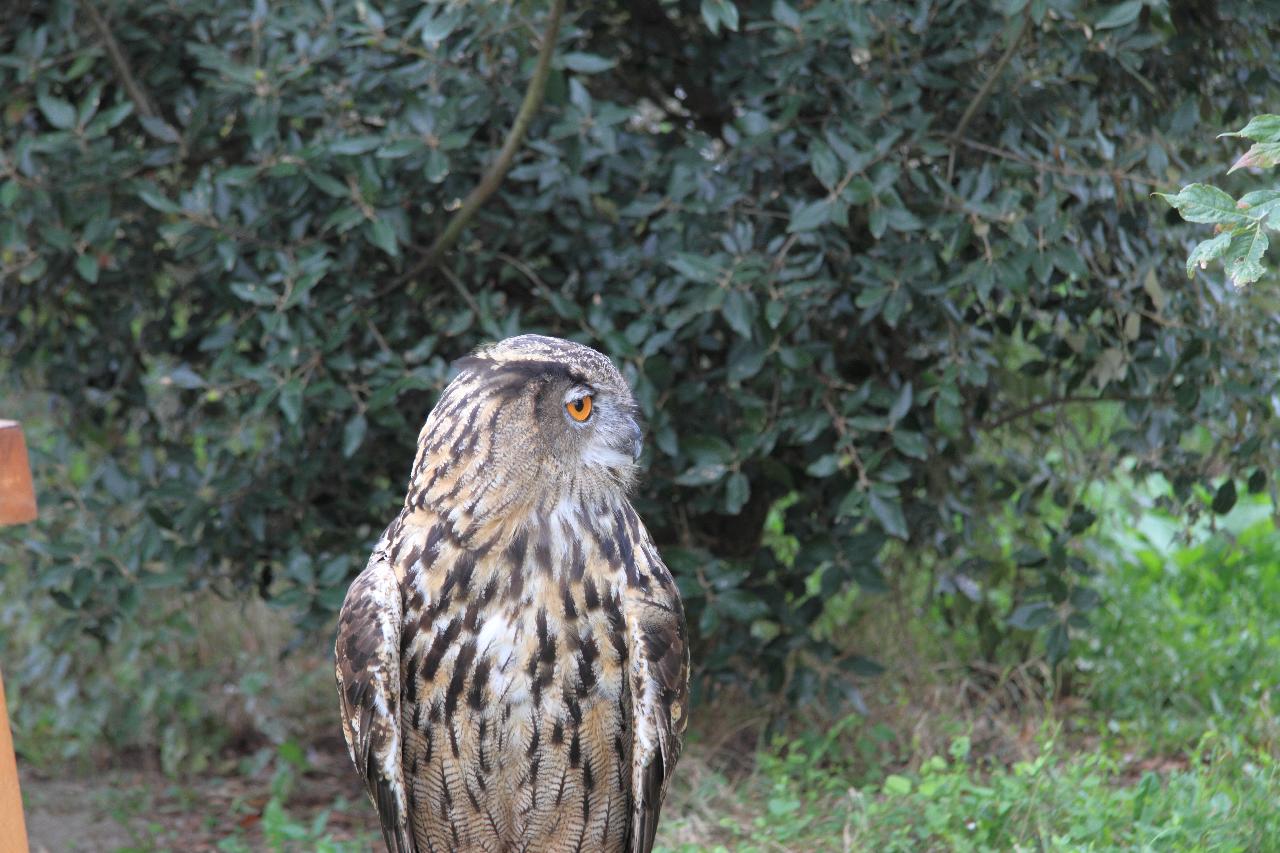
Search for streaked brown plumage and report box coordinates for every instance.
[336,335,689,852]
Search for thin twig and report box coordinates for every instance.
[982,393,1163,431]
[947,15,1030,182]
[957,137,1161,188]
[78,0,164,125]
[495,251,552,295]
[437,263,483,319]
[401,0,566,281]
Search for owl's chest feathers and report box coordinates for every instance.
[395,505,635,725]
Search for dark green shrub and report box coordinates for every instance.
[3,0,1279,740]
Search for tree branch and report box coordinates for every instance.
[78,0,160,122]
[403,0,566,279]
[982,393,1162,431]
[956,137,1162,188]
[947,14,1030,182]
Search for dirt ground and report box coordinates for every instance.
[18,737,381,852]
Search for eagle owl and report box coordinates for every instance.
[335,334,689,852]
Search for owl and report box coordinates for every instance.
[335,334,689,853]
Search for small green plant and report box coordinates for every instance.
[1159,114,1280,287]
[214,742,372,852]
[658,731,1280,851]
[1084,487,1280,753]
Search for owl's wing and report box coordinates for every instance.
[335,544,417,853]
[622,559,690,853]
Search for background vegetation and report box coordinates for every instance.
[2,0,1279,849]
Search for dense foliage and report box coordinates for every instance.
[4,0,1280,734]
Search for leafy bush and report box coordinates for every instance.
[4,0,1280,743]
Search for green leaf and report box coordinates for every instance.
[724,471,750,514]
[836,487,864,518]
[887,383,912,425]
[722,290,754,338]
[765,299,786,329]
[135,186,181,214]
[805,454,840,478]
[229,281,278,306]
[892,430,928,460]
[307,171,350,197]
[1067,508,1098,534]
[1219,114,1280,143]
[667,253,721,283]
[1007,601,1054,629]
[376,138,425,159]
[1069,586,1101,612]
[342,413,367,458]
[328,136,383,155]
[700,0,740,34]
[139,115,180,144]
[1185,232,1232,278]
[37,92,77,129]
[75,253,99,283]
[771,0,801,28]
[869,493,908,540]
[884,207,924,231]
[1094,1,1143,30]
[1211,479,1237,515]
[424,149,450,183]
[934,397,963,439]
[716,588,767,622]
[787,199,832,233]
[418,8,463,43]
[1014,546,1047,567]
[727,341,767,382]
[560,53,616,74]
[168,365,205,389]
[1223,226,1269,287]
[1045,622,1070,665]
[883,775,912,796]
[1228,142,1280,173]
[366,217,399,257]
[1156,184,1246,225]
[809,144,840,190]
[674,463,728,486]
[683,434,735,465]
[869,206,888,239]
[278,379,303,426]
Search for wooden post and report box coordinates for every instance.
[0,674,27,853]
[0,419,34,853]
[0,421,38,525]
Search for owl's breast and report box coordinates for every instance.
[400,545,634,851]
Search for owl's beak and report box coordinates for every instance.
[628,421,644,461]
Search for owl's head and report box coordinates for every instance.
[410,335,644,516]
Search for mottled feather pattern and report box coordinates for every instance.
[336,335,688,852]
[335,537,415,851]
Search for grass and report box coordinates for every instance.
[12,483,1280,851]
[1084,494,1280,755]
[653,489,1280,851]
[657,731,1279,852]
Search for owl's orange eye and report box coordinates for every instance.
[566,395,593,422]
